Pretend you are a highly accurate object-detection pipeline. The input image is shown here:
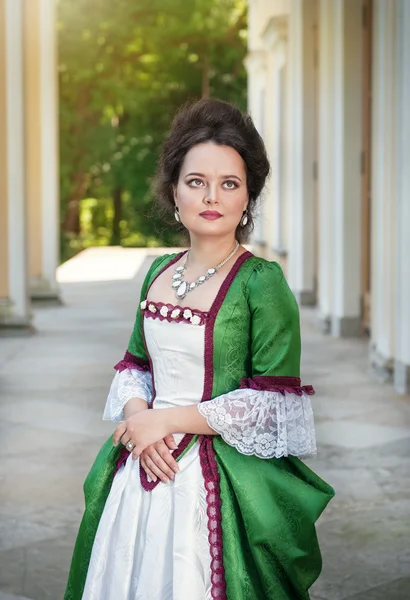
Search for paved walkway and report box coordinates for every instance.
[0,248,409,600]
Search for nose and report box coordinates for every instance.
[203,182,218,205]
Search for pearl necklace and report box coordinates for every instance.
[171,242,240,299]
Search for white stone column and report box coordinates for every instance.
[317,0,363,336]
[27,0,61,302]
[370,0,398,378]
[0,0,31,332]
[286,0,317,306]
[317,0,335,331]
[331,0,363,337]
[261,16,288,264]
[245,50,268,250]
[394,0,410,394]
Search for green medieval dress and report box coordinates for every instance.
[65,251,334,600]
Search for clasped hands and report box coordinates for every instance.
[113,408,179,484]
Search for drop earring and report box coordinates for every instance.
[240,210,248,227]
[174,206,181,223]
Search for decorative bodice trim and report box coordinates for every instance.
[240,375,315,396]
[114,350,150,373]
[140,299,208,326]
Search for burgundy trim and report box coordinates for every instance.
[199,250,252,599]
[115,447,129,474]
[199,436,226,599]
[143,301,208,326]
[114,350,150,373]
[240,375,315,396]
[202,251,253,400]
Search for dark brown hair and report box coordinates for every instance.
[154,98,270,242]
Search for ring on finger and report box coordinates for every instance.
[126,440,135,452]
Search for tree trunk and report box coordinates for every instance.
[111,185,122,245]
[63,172,88,234]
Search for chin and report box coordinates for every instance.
[188,224,235,239]
[186,218,239,238]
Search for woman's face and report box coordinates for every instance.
[174,142,248,240]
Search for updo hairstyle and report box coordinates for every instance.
[154,98,270,242]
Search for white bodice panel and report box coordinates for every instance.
[144,317,205,409]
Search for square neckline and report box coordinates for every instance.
[144,249,254,316]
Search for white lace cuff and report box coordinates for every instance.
[197,388,317,459]
[103,369,153,423]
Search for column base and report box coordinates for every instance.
[294,289,316,307]
[0,299,35,336]
[29,277,62,305]
[370,345,394,383]
[394,360,410,395]
[331,315,362,338]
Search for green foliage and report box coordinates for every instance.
[58,0,248,262]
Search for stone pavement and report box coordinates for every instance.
[0,247,409,600]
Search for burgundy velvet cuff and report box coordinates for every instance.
[114,350,151,373]
[240,375,315,396]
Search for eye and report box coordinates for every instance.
[222,180,238,190]
[187,178,204,188]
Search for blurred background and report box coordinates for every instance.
[0,1,409,599]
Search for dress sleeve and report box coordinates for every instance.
[198,261,317,459]
[103,255,168,423]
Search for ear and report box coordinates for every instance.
[172,185,178,203]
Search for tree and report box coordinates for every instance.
[58,0,248,261]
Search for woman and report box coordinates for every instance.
[65,98,334,600]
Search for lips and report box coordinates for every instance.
[200,211,222,220]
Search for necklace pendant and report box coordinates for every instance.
[175,280,188,299]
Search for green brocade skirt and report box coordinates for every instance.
[64,436,334,600]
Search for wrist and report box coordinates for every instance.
[159,408,175,436]
[124,397,148,419]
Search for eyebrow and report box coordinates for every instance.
[184,172,242,182]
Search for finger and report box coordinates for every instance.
[163,434,177,450]
[154,443,180,474]
[147,449,176,479]
[121,433,133,448]
[132,445,143,461]
[140,457,157,482]
[124,438,135,452]
[113,422,127,446]
[143,455,171,483]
